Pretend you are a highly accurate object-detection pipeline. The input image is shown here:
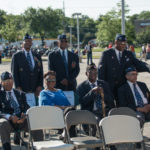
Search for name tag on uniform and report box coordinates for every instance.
[26,93,36,107]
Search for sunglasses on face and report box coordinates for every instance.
[119,42,126,45]
[89,72,98,76]
[46,79,56,82]
[2,79,13,83]
[129,73,138,76]
[60,40,68,43]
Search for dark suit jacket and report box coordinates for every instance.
[0,88,29,118]
[48,49,80,91]
[11,50,43,92]
[76,80,115,115]
[118,81,150,111]
[98,48,150,93]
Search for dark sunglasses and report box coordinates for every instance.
[60,40,68,43]
[118,42,126,45]
[130,73,138,76]
[46,79,56,82]
[128,72,138,76]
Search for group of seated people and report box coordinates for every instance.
[0,62,150,150]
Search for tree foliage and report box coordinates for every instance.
[66,15,97,47]
[136,27,150,45]
[96,10,121,47]
[137,11,150,20]
[0,15,23,42]
[96,2,136,47]
[0,3,150,46]
[23,7,63,44]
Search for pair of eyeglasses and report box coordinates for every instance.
[60,40,68,43]
[119,42,126,45]
[2,78,13,83]
[46,79,56,82]
[130,73,138,76]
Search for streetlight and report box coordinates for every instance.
[72,13,81,57]
[121,0,125,34]
[68,25,73,50]
[63,0,66,34]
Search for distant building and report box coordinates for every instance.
[9,38,58,49]
[135,20,150,33]
[32,38,58,48]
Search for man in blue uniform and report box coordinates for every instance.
[0,72,43,150]
[48,34,80,91]
[118,66,150,125]
[11,34,43,105]
[98,33,150,106]
[77,63,115,135]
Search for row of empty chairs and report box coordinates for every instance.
[26,106,145,150]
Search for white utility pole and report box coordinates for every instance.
[73,13,81,57]
[68,26,73,50]
[121,0,125,34]
[63,0,66,34]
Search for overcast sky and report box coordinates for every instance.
[0,0,150,19]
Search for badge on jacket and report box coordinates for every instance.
[125,56,129,62]
[19,68,23,72]
[71,61,76,68]
[1,103,5,109]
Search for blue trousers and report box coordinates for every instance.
[87,53,92,65]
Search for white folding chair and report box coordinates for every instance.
[26,106,74,150]
[99,115,144,150]
[108,107,149,143]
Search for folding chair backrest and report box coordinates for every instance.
[65,110,97,130]
[99,115,143,145]
[26,106,65,130]
[108,107,137,119]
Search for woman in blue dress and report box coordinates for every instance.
[39,71,71,109]
[39,70,76,137]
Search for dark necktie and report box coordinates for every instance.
[27,52,33,71]
[62,51,68,77]
[96,95,102,112]
[91,83,102,112]
[8,92,21,115]
[133,83,144,107]
[118,52,122,63]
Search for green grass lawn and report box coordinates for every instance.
[92,47,105,52]
[2,58,11,62]
[82,47,141,59]
[1,47,142,61]
[82,55,100,59]
[135,47,141,53]
[92,47,141,53]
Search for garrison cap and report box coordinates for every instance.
[125,66,137,74]
[57,34,67,40]
[23,33,32,40]
[1,71,12,81]
[115,34,127,41]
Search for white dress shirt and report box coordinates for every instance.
[115,49,122,62]
[88,80,98,111]
[127,81,148,106]
[5,89,19,119]
[24,49,35,68]
[60,48,68,63]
